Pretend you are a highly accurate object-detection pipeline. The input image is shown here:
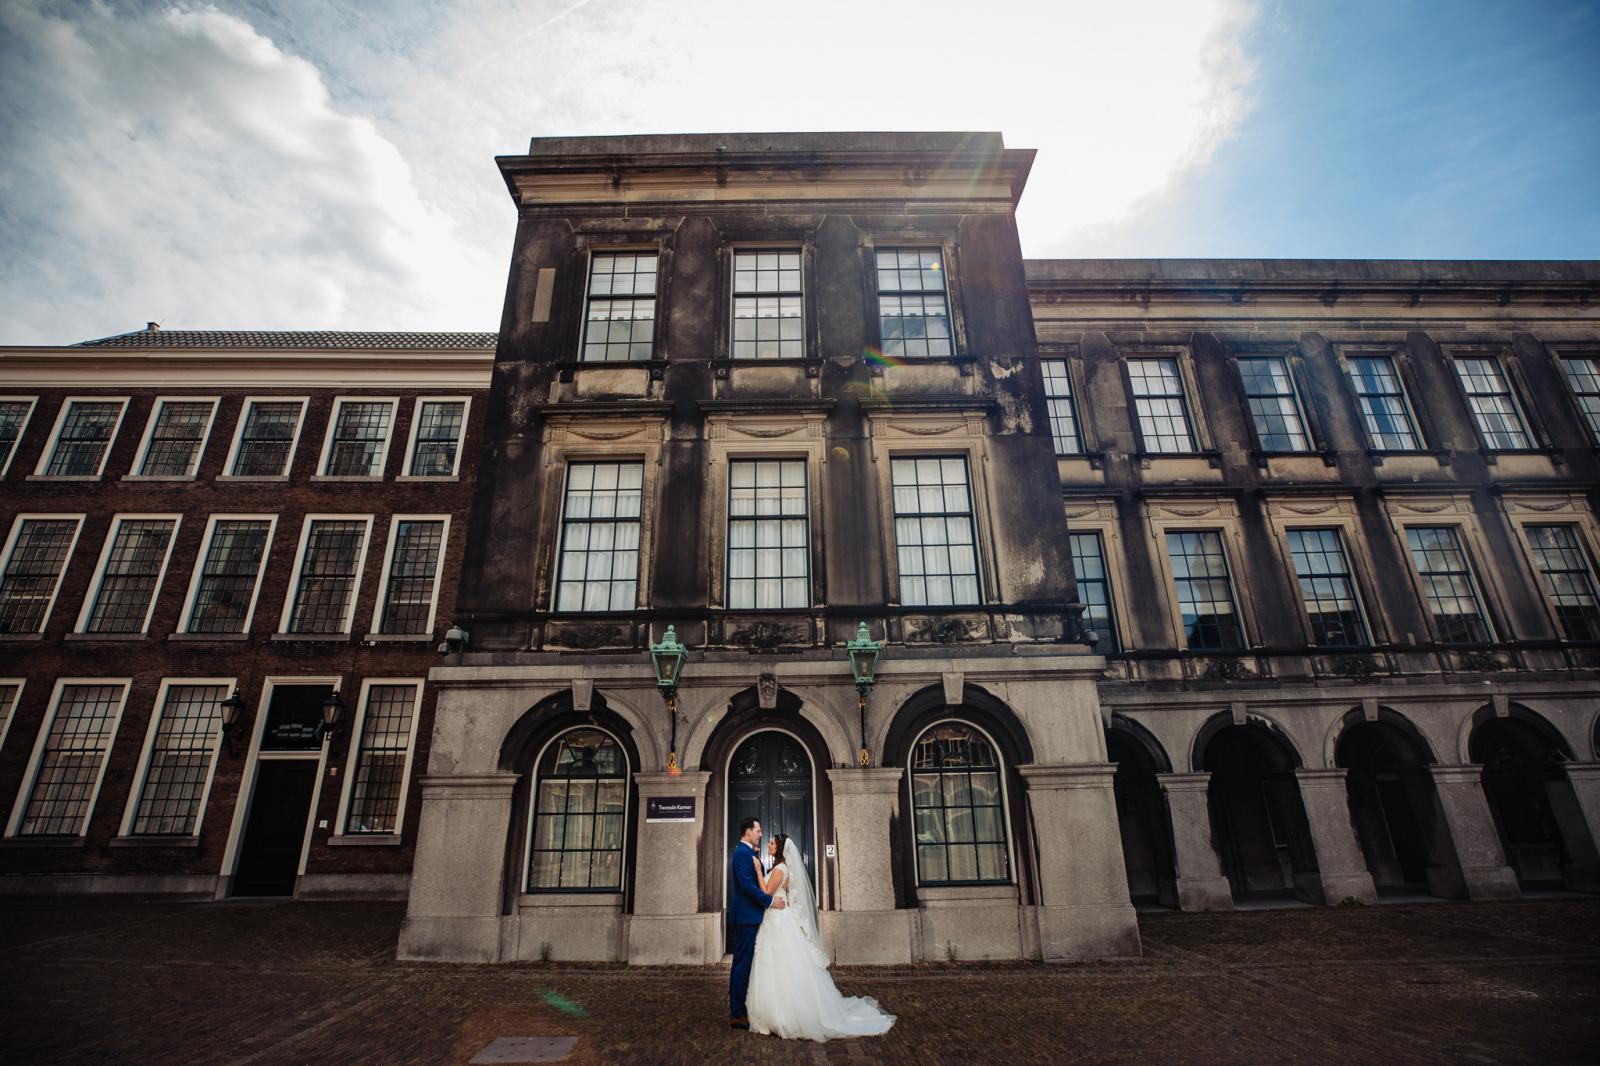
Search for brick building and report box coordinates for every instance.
[0,330,492,898]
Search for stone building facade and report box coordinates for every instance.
[0,331,492,898]
[396,131,1600,968]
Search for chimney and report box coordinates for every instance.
[146,321,160,332]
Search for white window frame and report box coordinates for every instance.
[221,396,309,480]
[117,676,233,839]
[398,396,471,480]
[127,396,220,480]
[5,677,131,838]
[177,514,279,635]
[0,513,86,635]
[368,514,451,637]
[31,396,130,479]
[315,396,399,480]
[885,452,986,608]
[550,460,647,615]
[277,514,376,635]
[0,396,38,477]
[578,247,661,363]
[74,513,183,635]
[729,245,807,361]
[0,677,25,753]
[334,677,425,837]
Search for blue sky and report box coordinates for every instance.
[0,0,1595,344]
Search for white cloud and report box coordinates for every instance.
[0,0,1259,344]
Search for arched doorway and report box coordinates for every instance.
[1470,714,1573,888]
[1335,717,1434,893]
[1106,725,1176,906]
[1198,722,1316,901]
[724,729,815,946]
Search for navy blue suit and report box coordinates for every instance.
[728,840,772,1019]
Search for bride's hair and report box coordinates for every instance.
[771,833,789,866]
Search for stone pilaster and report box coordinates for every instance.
[1292,769,1378,905]
[626,771,720,964]
[1018,763,1140,959]
[397,773,519,962]
[1426,765,1520,900]
[1556,762,1600,894]
[1156,772,1233,911]
[821,767,913,963]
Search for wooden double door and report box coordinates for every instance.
[726,731,814,940]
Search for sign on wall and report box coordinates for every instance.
[646,797,696,822]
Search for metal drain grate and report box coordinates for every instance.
[469,1035,578,1063]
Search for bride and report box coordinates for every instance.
[744,834,896,1041]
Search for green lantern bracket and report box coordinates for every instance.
[649,625,688,773]
[845,621,883,766]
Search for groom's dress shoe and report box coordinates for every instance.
[730,1017,750,1030]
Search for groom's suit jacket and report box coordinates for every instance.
[729,841,773,926]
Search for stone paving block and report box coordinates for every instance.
[469,1036,578,1063]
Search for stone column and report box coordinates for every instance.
[1425,765,1520,900]
[1556,762,1600,894]
[397,772,519,962]
[822,768,913,964]
[1019,764,1140,959]
[1293,769,1378,905]
[1156,772,1233,911]
[626,771,719,964]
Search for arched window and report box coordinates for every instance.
[910,721,1011,885]
[526,728,628,892]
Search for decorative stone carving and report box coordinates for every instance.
[1459,650,1507,673]
[757,672,779,710]
[1201,658,1258,681]
[571,678,594,712]
[1331,654,1378,678]
[730,621,806,650]
[907,617,977,644]
[553,624,622,650]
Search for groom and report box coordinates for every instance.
[729,817,785,1030]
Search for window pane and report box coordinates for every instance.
[138,401,213,476]
[45,401,122,476]
[20,684,125,836]
[409,401,465,476]
[528,729,627,890]
[0,400,32,473]
[1525,525,1600,641]
[132,684,226,835]
[1068,531,1119,652]
[1165,531,1244,649]
[345,685,418,834]
[1560,356,1600,441]
[1128,359,1196,453]
[231,401,302,476]
[1347,356,1421,451]
[732,251,804,359]
[85,519,176,633]
[727,460,808,609]
[1405,527,1492,643]
[187,520,270,634]
[1453,357,1532,450]
[910,723,1009,886]
[1042,360,1083,454]
[1238,358,1310,451]
[288,520,367,633]
[556,462,643,613]
[875,249,951,359]
[0,519,78,634]
[1286,529,1369,646]
[324,401,393,476]
[890,457,978,606]
[379,521,445,634]
[582,254,657,361]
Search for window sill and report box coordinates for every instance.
[1368,449,1450,467]
[327,833,403,847]
[361,633,433,643]
[0,633,44,641]
[25,474,103,482]
[1,835,87,848]
[395,474,459,483]
[64,632,149,642]
[1252,449,1339,469]
[168,632,250,642]
[517,892,624,908]
[1136,450,1223,469]
[310,475,384,483]
[109,835,199,849]
[271,632,353,643]
[916,884,1018,906]
[217,475,290,483]
[121,475,197,482]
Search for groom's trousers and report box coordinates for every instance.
[729,924,760,1018]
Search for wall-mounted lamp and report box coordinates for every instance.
[218,691,246,757]
[316,689,345,744]
[845,622,883,766]
[437,624,469,656]
[649,625,687,773]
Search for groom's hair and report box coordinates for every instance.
[738,817,760,836]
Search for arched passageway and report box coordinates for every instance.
[1199,724,1316,901]
[1470,715,1575,888]
[1106,728,1176,906]
[1335,719,1436,893]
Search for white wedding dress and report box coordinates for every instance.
[745,839,895,1042]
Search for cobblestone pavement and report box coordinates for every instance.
[3,897,1598,1065]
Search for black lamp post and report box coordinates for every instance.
[649,625,687,773]
[317,689,345,744]
[846,622,883,766]
[218,691,246,757]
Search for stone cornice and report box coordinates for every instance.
[0,348,493,389]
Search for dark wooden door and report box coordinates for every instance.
[233,760,317,896]
[726,731,813,940]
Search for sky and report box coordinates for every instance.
[0,0,1596,345]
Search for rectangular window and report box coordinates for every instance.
[135,399,216,477]
[555,462,643,612]
[343,683,419,834]
[1238,357,1311,451]
[0,517,81,634]
[732,250,804,359]
[41,399,125,477]
[1454,357,1532,450]
[1068,532,1118,652]
[1559,356,1600,441]
[129,683,227,836]
[81,517,178,634]
[405,399,467,477]
[1524,525,1600,641]
[1128,358,1197,453]
[891,457,980,606]
[875,248,953,359]
[1165,531,1244,649]
[1286,529,1370,646]
[377,519,447,635]
[727,460,808,610]
[184,519,272,634]
[1347,355,1422,451]
[15,682,127,836]
[1405,526,1493,643]
[0,682,21,751]
[286,519,371,634]
[1042,361,1083,454]
[0,398,36,475]
[321,399,395,476]
[228,399,304,477]
[581,252,658,362]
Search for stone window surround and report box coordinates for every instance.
[175,513,279,637]
[1223,343,1331,459]
[1111,345,1218,465]
[332,676,425,840]
[29,395,130,481]
[1329,343,1443,460]
[219,396,309,482]
[0,512,86,637]
[274,513,376,637]
[125,395,221,481]
[1499,492,1600,642]
[1380,494,1511,644]
[865,410,1001,608]
[519,723,632,896]
[0,677,25,754]
[366,514,451,639]
[1139,498,1258,652]
[858,231,971,365]
[313,396,399,481]
[114,675,233,840]
[0,395,39,477]
[702,413,829,612]
[1061,497,1133,654]
[1261,495,1391,647]
[1442,343,1548,456]
[4,676,131,839]
[397,395,472,480]
[536,412,668,616]
[73,512,184,636]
